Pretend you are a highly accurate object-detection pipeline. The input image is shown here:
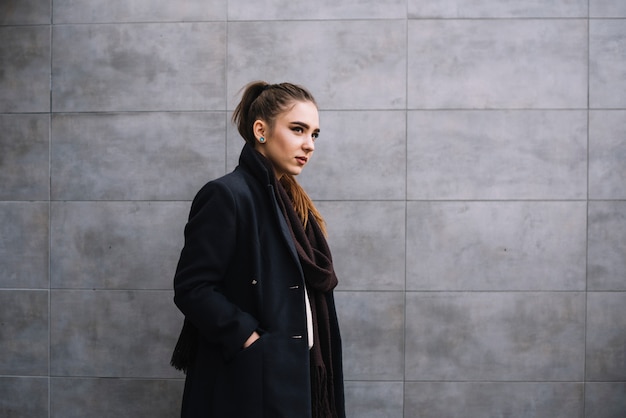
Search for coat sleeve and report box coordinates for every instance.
[173,180,258,360]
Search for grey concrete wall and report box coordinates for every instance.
[1,0,625,417]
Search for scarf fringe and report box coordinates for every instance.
[311,363,334,418]
[170,319,197,373]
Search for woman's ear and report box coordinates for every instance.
[253,119,266,142]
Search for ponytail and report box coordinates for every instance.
[280,175,326,236]
[232,81,268,145]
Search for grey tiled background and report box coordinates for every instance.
[1,1,625,417]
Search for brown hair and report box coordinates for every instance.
[232,81,326,234]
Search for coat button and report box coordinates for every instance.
[291,335,303,339]
[251,279,258,285]
[289,285,299,289]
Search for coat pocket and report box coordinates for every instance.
[213,333,265,416]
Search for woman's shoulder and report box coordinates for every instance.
[193,168,257,203]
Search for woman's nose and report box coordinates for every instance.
[304,135,315,151]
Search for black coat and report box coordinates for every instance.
[173,144,345,418]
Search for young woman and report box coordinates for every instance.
[171,81,345,418]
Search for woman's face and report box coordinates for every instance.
[254,100,319,178]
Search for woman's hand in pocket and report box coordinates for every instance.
[243,331,261,349]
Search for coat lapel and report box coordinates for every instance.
[267,184,304,276]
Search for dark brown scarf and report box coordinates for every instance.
[274,178,339,418]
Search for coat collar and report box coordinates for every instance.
[238,143,276,187]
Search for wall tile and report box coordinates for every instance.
[0,377,48,418]
[404,382,583,418]
[228,21,406,110]
[345,381,404,418]
[586,292,626,381]
[51,112,226,200]
[0,290,48,375]
[589,111,626,200]
[406,202,587,291]
[585,383,626,418]
[405,292,585,381]
[335,291,404,380]
[0,203,48,289]
[407,110,587,200]
[50,290,183,378]
[50,378,183,418]
[51,202,188,290]
[52,23,226,112]
[53,0,226,23]
[591,1,626,18]
[0,0,50,25]
[229,0,406,20]
[408,20,587,109]
[317,201,405,291]
[588,202,626,290]
[0,26,50,113]
[408,0,587,18]
[0,114,49,200]
[590,20,626,108]
[298,111,406,200]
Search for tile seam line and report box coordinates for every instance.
[28,289,624,293]
[30,289,622,293]
[1,288,176,292]
[402,10,409,412]
[49,18,410,26]
[46,288,175,292]
[224,13,229,175]
[32,108,622,114]
[47,376,185,380]
[40,108,602,113]
[45,110,231,114]
[408,199,592,203]
[38,199,611,203]
[582,7,590,414]
[44,17,626,25]
[24,286,626,294]
[47,10,53,418]
[0,375,184,381]
[49,20,226,26]
[402,380,590,383]
[23,199,626,204]
[7,376,617,383]
[337,290,594,293]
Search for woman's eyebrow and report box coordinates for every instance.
[291,121,320,132]
[291,121,309,128]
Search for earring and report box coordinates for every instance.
[259,137,266,143]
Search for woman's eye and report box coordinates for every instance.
[312,132,319,140]
[292,127,303,133]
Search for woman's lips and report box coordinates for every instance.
[296,156,308,165]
